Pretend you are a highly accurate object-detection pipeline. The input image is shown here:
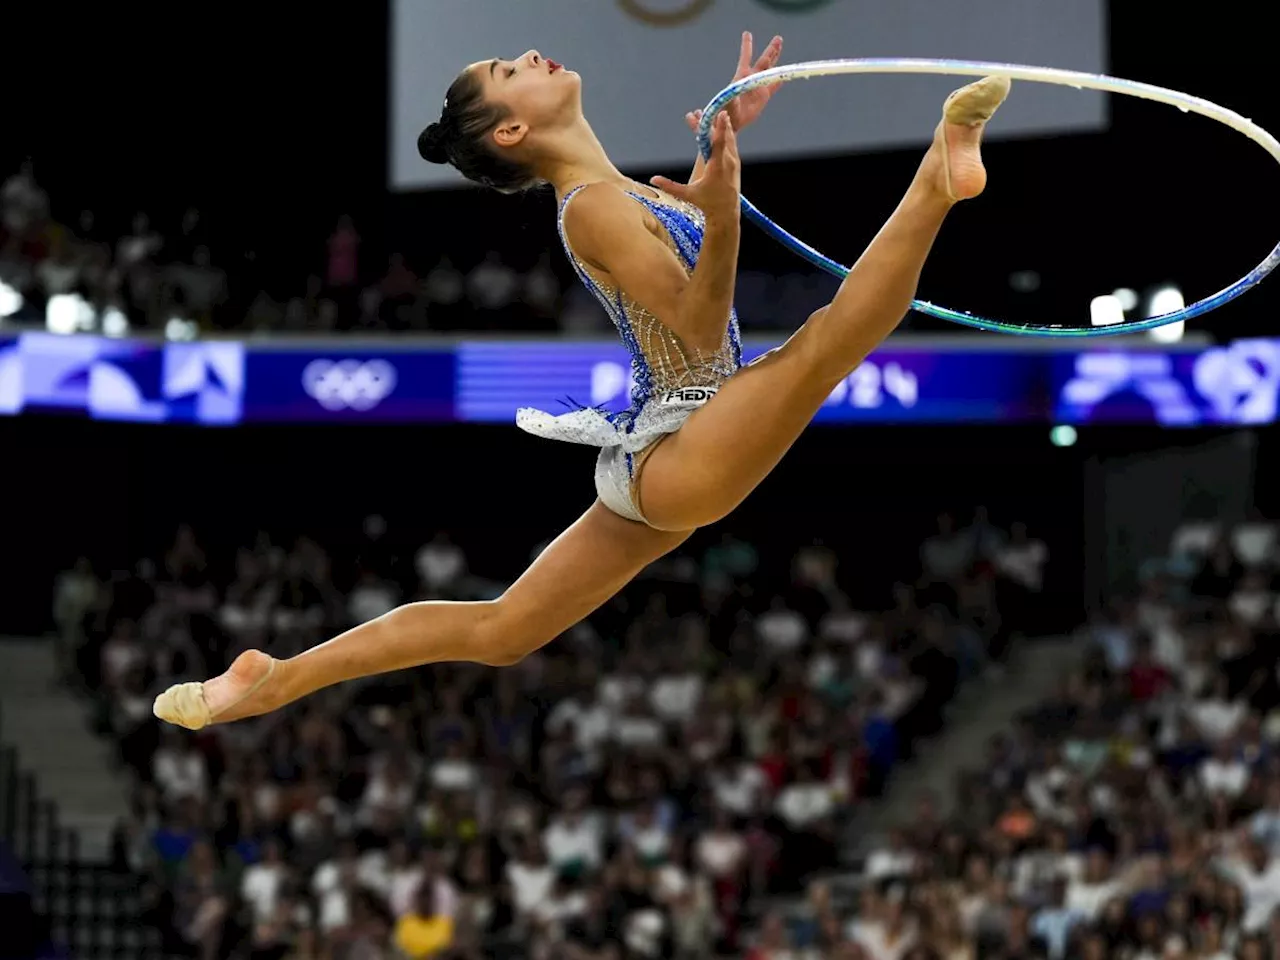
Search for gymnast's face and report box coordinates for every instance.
[466,50,582,150]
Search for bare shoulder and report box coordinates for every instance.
[561,182,650,268]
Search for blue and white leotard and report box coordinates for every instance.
[516,185,743,524]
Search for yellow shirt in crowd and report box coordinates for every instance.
[393,913,454,958]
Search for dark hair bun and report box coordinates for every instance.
[418,123,450,164]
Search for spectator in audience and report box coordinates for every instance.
[326,215,361,292]
[465,251,519,329]
[416,530,467,597]
[394,881,455,958]
[422,256,466,328]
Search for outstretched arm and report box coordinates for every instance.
[688,33,783,183]
[566,113,742,354]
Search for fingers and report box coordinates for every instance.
[711,112,738,161]
[736,31,753,78]
[708,110,729,149]
[719,114,739,156]
[648,175,688,200]
[684,109,703,132]
[753,35,782,72]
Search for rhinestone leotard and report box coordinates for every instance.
[515,184,743,524]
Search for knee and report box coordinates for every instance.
[473,597,538,667]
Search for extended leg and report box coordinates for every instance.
[153,502,691,728]
[640,77,1011,531]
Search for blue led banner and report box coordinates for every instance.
[0,332,1277,427]
[455,343,1050,424]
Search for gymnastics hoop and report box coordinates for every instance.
[696,59,1280,337]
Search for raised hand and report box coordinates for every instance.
[685,32,784,135]
[652,112,741,221]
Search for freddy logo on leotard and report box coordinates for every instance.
[664,387,718,403]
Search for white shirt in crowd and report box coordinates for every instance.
[152,745,207,802]
[1217,855,1280,931]
[389,865,423,917]
[546,696,613,753]
[613,713,665,749]
[1152,623,1187,674]
[649,672,703,724]
[543,813,604,872]
[819,608,867,644]
[1189,697,1247,743]
[429,757,479,792]
[356,848,392,896]
[531,889,588,926]
[807,650,839,690]
[996,539,1048,590]
[865,846,918,882]
[848,918,919,960]
[711,763,769,817]
[756,604,807,654]
[1200,756,1250,798]
[467,255,520,310]
[695,830,746,878]
[507,858,556,917]
[1066,878,1124,920]
[241,860,287,924]
[1229,587,1276,626]
[416,540,466,591]
[348,580,398,625]
[1252,806,1280,853]
[775,782,834,829]
[1232,522,1277,568]
[1013,851,1084,897]
[856,639,886,683]
[598,674,647,714]
[101,636,146,687]
[359,774,415,823]
[630,822,671,862]
[312,859,356,932]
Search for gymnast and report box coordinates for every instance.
[154,33,1010,729]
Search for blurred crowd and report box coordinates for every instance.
[0,160,567,337]
[50,508,1047,959]
[753,513,1280,960]
[0,159,837,339]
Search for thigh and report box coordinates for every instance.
[498,500,693,639]
[637,321,841,530]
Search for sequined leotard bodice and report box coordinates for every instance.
[515,185,744,460]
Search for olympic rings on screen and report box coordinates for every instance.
[696,58,1280,336]
[302,359,398,411]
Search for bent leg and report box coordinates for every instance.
[154,502,691,728]
[640,77,1010,531]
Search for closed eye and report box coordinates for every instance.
[506,67,516,78]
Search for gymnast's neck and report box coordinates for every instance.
[537,116,630,196]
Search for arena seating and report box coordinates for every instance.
[47,509,1041,957]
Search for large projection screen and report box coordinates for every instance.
[390,0,1106,190]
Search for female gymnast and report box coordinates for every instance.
[154,33,1010,729]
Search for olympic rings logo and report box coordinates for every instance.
[618,0,834,27]
[302,359,398,411]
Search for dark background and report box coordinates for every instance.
[6,413,1276,638]
[3,2,1278,335]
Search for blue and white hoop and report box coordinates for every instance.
[696,59,1280,337]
